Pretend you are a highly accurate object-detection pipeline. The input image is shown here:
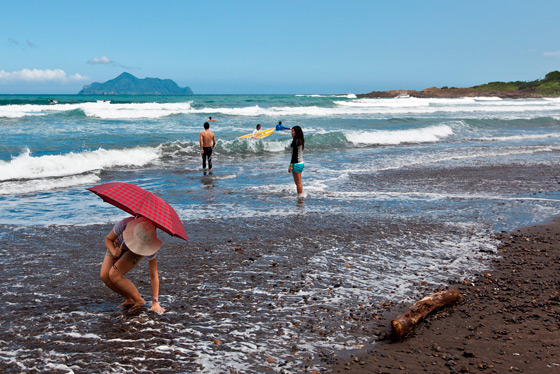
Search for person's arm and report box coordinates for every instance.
[289,140,297,172]
[148,258,165,313]
[200,132,204,154]
[289,150,293,172]
[212,133,216,149]
[104,230,121,257]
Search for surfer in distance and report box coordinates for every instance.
[276,121,290,131]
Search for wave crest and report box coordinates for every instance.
[0,147,160,181]
[3,96,560,120]
[0,101,193,119]
[345,124,454,145]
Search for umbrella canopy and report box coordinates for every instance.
[88,182,187,241]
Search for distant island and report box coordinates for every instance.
[358,70,560,99]
[78,72,193,95]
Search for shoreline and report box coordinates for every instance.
[328,217,560,373]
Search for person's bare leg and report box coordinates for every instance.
[101,255,133,308]
[292,172,303,196]
[108,257,145,311]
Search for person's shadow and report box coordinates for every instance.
[200,172,215,189]
[200,172,216,203]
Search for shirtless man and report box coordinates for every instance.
[200,122,216,170]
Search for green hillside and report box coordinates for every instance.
[472,71,560,95]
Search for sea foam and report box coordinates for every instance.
[0,147,160,181]
[0,174,100,195]
[191,97,560,119]
[0,101,193,119]
[333,96,560,117]
[3,96,560,120]
[82,101,193,119]
[345,124,454,145]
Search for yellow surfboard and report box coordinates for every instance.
[238,128,275,139]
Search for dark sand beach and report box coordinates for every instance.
[329,219,560,373]
[2,214,559,373]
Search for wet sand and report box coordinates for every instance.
[0,215,558,373]
[0,212,496,373]
[329,218,560,373]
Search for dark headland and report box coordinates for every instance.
[358,70,560,99]
[78,72,193,95]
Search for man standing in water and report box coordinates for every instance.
[200,122,216,171]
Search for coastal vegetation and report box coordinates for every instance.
[358,70,560,98]
[472,70,560,95]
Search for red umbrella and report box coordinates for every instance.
[88,182,187,241]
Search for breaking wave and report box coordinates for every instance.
[2,96,560,120]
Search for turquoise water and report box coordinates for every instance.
[2,94,560,229]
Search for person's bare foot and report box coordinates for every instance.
[128,299,146,313]
[117,299,135,309]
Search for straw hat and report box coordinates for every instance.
[123,217,162,256]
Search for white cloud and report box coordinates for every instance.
[543,50,560,57]
[86,55,139,70]
[87,56,112,64]
[0,69,89,84]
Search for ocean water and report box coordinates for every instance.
[2,94,560,227]
[1,94,560,373]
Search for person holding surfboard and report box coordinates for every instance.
[200,122,216,171]
[238,126,274,139]
[252,124,262,138]
[288,126,305,198]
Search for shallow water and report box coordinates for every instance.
[0,212,500,373]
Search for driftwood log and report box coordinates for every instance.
[391,289,462,339]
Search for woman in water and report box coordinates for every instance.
[288,126,305,198]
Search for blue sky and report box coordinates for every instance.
[1,0,559,94]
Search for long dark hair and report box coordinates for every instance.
[292,126,304,150]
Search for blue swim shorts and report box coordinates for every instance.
[292,163,304,173]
